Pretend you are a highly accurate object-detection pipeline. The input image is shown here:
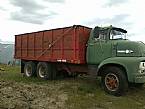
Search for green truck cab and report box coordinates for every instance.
[87,25,145,95]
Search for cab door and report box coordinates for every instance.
[87,29,112,64]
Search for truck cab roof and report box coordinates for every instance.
[112,27,127,33]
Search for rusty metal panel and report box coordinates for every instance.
[78,26,91,63]
[15,25,91,64]
[43,31,52,59]
[27,33,35,58]
[21,34,27,58]
[15,36,21,58]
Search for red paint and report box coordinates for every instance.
[14,25,91,64]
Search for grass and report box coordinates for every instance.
[63,78,145,109]
[0,64,145,109]
[0,64,47,84]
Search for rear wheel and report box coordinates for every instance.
[36,62,57,80]
[101,66,128,96]
[24,61,36,77]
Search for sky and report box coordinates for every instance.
[0,0,145,43]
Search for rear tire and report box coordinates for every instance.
[37,62,51,80]
[101,66,128,96]
[36,62,57,80]
[24,61,36,77]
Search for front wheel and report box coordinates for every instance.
[101,66,128,96]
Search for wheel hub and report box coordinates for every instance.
[105,73,119,91]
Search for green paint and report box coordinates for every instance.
[87,26,145,83]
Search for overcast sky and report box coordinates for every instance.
[0,0,145,43]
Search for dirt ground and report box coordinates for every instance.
[0,80,68,109]
[1,65,145,109]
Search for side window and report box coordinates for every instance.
[110,30,113,39]
[99,30,106,40]
[93,27,100,39]
[93,27,108,40]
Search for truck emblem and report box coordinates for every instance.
[117,50,134,54]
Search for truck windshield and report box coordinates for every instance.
[110,29,126,40]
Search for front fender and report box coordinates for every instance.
[98,57,141,82]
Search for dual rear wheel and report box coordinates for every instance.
[24,62,57,80]
[37,62,57,80]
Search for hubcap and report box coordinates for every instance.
[105,73,119,91]
[39,66,47,78]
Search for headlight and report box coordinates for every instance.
[139,62,145,69]
[139,62,145,74]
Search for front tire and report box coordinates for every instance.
[101,66,128,96]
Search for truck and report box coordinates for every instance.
[14,25,145,96]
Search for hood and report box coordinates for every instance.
[115,40,145,57]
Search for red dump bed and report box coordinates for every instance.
[14,25,91,64]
